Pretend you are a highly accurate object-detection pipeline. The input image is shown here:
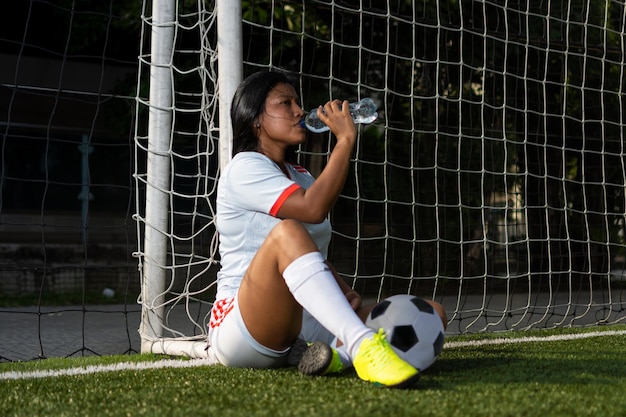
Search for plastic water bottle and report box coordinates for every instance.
[300,98,378,133]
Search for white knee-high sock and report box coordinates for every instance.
[334,345,352,367]
[283,252,373,359]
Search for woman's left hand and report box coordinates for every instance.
[344,289,362,312]
[318,99,357,145]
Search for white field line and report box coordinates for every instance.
[0,358,215,381]
[444,329,626,349]
[2,329,625,381]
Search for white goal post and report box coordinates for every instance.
[135,0,626,357]
[136,0,241,356]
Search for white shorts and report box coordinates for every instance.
[208,295,335,368]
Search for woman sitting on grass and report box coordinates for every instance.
[208,70,446,388]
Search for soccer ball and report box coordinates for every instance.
[365,294,445,371]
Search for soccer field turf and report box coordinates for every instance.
[1,326,625,417]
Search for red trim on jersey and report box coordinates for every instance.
[289,163,309,174]
[269,183,301,217]
[209,297,235,329]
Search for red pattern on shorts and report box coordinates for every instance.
[209,297,235,328]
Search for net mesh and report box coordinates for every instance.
[133,0,626,347]
[0,0,140,361]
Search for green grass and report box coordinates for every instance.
[2,326,625,417]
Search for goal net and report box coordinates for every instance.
[0,1,140,361]
[136,0,626,356]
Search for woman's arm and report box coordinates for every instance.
[326,261,362,312]
[277,100,357,223]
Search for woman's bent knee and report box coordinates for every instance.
[267,220,317,250]
[270,219,307,238]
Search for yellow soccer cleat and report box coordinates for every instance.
[353,329,420,388]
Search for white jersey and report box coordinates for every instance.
[215,152,332,302]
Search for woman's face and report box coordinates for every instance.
[257,82,306,149]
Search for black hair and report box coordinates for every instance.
[230,71,300,159]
